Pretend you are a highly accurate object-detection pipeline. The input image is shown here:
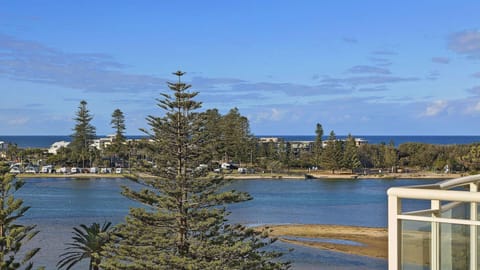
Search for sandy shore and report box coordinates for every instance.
[227,171,461,180]
[257,224,388,259]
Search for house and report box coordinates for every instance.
[321,137,368,148]
[48,141,70,154]
[91,135,116,150]
[258,137,280,143]
[387,175,480,269]
[0,141,7,158]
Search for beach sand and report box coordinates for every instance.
[257,224,388,259]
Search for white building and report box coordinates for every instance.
[0,141,7,158]
[91,135,116,150]
[388,175,480,269]
[321,138,367,148]
[48,141,70,154]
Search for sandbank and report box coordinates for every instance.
[257,224,388,259]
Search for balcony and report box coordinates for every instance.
[388,175,480,270]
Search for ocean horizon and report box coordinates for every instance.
[1,135,480,148]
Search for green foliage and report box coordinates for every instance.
[461,144,480,171]
[111,109,126,144]
[103,109,128,167]
[101,71,289,270]
[343,134,361,173]
[70,100,97,167]
[221,107,256,164]
[199,109,225,163]
[313,123,323,167]
[58,222,113,270]
[0,163,41,270]
[321,131,343,173]
[383,141,397,172]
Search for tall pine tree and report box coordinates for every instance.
[106,109,127,167]
[111,109,126,144]
[101,71,289,270]
[313,123,323,168]
[70,100,96,168]
[321,131,343,174]
[343,134,361,173]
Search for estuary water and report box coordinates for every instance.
[17,178,435,269]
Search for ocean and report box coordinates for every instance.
[18,177,434,269]
[1,135,480,148]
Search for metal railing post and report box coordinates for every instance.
[470,183,478,270]
[388,194,401,270]
[431,200,440,270]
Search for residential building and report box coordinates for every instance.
[48,141,70,154]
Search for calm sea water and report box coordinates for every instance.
[17,177,435,269]
[1,135,479,148]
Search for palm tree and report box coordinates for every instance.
[57,221,113,270]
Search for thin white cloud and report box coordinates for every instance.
[369,57,392,66]
[0,33,167,93]
[357,86,388,92]
[448,30,480,58]
[372,50,397,56]
[431,57,450,64]
[7,116,29,126]
[342,37,358,44]
[253,108,284,122]
[347,65,391,75]
[473,101,480,112]
[423,100,448,116]
[467,86,480,95]
[322,75,418,86]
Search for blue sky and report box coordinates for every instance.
[1,1,480,135]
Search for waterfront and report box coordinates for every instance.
[17,177,435,269]
[2,135,480,148]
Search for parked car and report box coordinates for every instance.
[41,165,53,173]
[24,165,39,174]
[90,167,99,174]
[221,163,238,170]
[100,167,112,174]
[70,167,80,174]
[9,166,22,174]
[59,167,68,174]
[115,168,123,174]
[237,168,247,174]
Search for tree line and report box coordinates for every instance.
[5,105,480,175]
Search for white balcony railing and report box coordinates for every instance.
[388,175,480,270]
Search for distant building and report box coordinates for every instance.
[91,135,116,150]
[0,141,7,159]
[48,141,70,154]
[322,138,368,148]
[258,137,280,143]
[290,141,314,153]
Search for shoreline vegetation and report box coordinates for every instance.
[15,170,464,180]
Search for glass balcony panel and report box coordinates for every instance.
[440,201,470,220]
[401,199,431,214]
[476,226,480,269]
[401,220,430,270]
[440,223,469,270]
